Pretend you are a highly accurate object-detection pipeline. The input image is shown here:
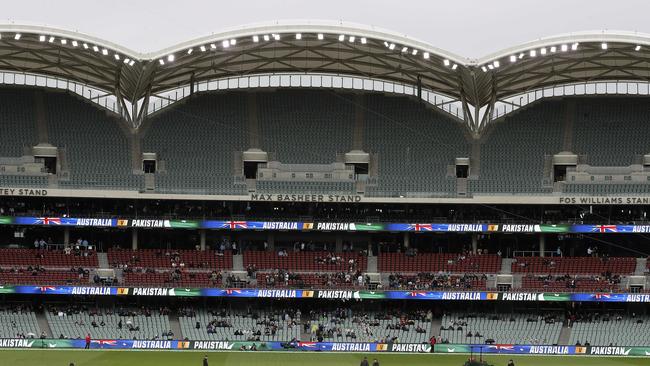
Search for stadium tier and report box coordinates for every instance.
[0,307,40,339]
[0,89,38,158]
[0,268,89,286]
[1,88,650,197]
[572,99,650,166]
[363,94,467,197]
[107,249,233,269]
[0,249,98,267]
[179,308,301,342]
[308,309,433,343]
[122,270,224,287]
[44,92,143,190]
[46,306,171,340]
[511,257,636,275]
[378,253,501,273]
[440,313,563,345]
[143,93,248,195]
[243,251,367,272]
[470,100,565,194]
[568,315,650,347]
[258,91,355,164]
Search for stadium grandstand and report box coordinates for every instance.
[0,21,650,362]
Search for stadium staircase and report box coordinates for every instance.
[558,324,572,346]
[561,99,576,151]
[470,139,481,177]
[352,94,365,150]
[500,258,514,274]
[366,255,378,272]
[301,321,311,341]
[169,312,183,340]
[247,93,260,148]
[114,268,125,285]
[34,90,49,143]
[635,258,647,275]
[232,254,244,271]
[97,252,110,268]
[430,316,441,339]
[36,310,53,338]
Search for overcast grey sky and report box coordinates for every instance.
[2,0,649,58]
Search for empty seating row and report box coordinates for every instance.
[520,276,620,292]
[0,249,98,267]
[179,309,301,342]
[440,313,562,345]
[378,253,501,273]
[243,251,367,271]
[512,257,635,275]
[0,308,40,338]
[107,249,232,269]
[0,268,88,286]
[122,271,222,287]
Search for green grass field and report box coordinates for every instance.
[0,350,647,366]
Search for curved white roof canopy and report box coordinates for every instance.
[0,22,649,131]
